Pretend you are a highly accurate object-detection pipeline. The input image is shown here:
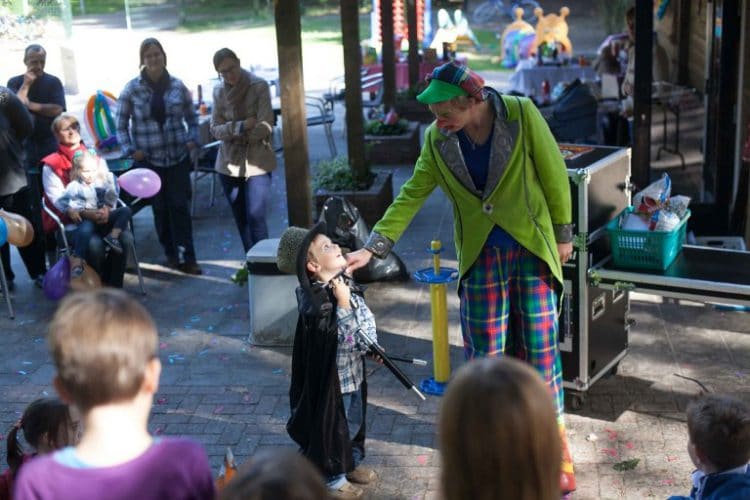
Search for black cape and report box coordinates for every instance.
[286,222,367,478]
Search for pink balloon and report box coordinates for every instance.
[118,168,162,198]
[43,256,71,300]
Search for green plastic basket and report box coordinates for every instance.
[606,207,690,271]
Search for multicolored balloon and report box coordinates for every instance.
[85,90,120,152]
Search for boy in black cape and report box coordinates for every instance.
[277,221,377,500]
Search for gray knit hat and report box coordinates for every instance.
[277,221,330,276]
[277,226,308,274]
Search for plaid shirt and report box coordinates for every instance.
[116,74,199,167]
[336,293,377,394]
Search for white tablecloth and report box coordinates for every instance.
[509,65,597,96]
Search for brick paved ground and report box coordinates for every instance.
[2,9,750,500]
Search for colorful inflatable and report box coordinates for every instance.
[85,90,119,153]
[500,8,535,68]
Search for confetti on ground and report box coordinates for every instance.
[159,343,168,349]
[33,338,44,343]
[154,427,164,435]
[605,428,618,441]
[213,405,224,414]
[625,441,635,449]
[198,350,209,357]
[156,397,168,405]
[586,433,598,442]
[416,455,428,465]
[601,448,619,457]
[666,455,678,462]
[660,478,675,486]
[17,370,26,375]
[272,368,283,375]
[190,316,200,323]
[21,361,32,365]
[612,458,639,471]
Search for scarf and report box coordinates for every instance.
[225,69,252,114]
[142,68,171,126]
[42,141,86,185]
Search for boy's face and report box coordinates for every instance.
[307,234,346,276]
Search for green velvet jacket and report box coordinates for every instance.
[366,91,572,287]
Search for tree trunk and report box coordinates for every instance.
[380,0,396,110]
[275,0,312,227]
[340,0,368,179]
[406,0,419,87]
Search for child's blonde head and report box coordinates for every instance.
[71,150,105,185]
[439,357,561,500]
[48,289,158,412]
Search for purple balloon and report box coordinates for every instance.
[118,168,162,198]
[43,256,71,300]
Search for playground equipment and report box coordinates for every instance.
[413,240,458,396]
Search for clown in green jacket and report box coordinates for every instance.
[345,61,576,493]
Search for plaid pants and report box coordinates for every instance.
[459,244,564,418]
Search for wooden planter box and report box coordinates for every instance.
[365,121,421,165]
[395,99,434,123]
[314,170,393,228]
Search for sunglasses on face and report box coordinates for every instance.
[59,123,80,133]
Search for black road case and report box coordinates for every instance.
[559,145,633,407]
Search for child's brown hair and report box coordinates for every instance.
[48,289,158,412]
[5,398,73,479]
[687,393,750,471]
[219,449,327,500]
[439,357,561,500]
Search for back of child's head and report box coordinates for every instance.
[439,357,560,500]
[687,393,750,471]
[218,449,327,500]
[6,398,73,478]
[48,289,158,413]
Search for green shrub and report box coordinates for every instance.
[313,156,374,191]
[365,118,409,136]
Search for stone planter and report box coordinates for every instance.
[395,99,434,123]
[365,121,421,165]
[314,170,393,228]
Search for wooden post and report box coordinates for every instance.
[340,0,368,179]
[406,0,419,87]
[275,0,312,227]
[631,0,653,190]
[380,0,396,110]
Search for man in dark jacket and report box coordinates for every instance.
[0,86,38,291]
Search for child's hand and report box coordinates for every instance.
[66,208,82,223]
[329,275,351,309]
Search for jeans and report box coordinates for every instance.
[219,172,271,253]
[327,385,365,487]
[144,158,197,262]
[64,225,131,288]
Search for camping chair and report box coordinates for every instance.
[305,95,337,158]
[42,197,146,295]
[191,140,221,216]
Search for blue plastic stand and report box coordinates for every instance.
[412,267,458,284]
[420,376,449,396]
